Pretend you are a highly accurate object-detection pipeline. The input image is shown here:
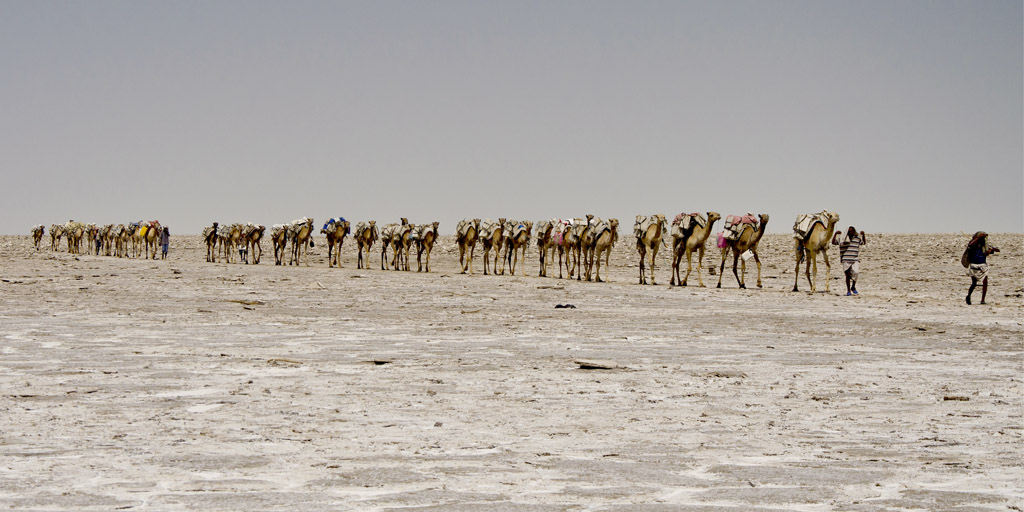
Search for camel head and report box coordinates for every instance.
[472,218,481,228]
[343,221,351,235]
[400,217,408,225]
[758,213,770,225]
[432,221,440,232]
[825,210,839,224]
[707,212,721,224]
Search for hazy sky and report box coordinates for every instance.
[2,1,1021,234]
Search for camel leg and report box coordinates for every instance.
[469,245,475,275]
[426,247,431,272]
[732,251,742,289]
[638,247,646,285]
[649,247,658,285]
[739,254,748,289]
[717,247,729,288]
[683,249,694,286]
[753,251,762,288]
[792,242,804,292]
[806,250,816,292]
[696,246,706,287]
[822,250,831,293]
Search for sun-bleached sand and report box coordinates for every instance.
[1,231,1021,510]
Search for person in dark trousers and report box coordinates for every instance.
[832,226,866,296]
[160,227,170,260]
[965,231,999,305]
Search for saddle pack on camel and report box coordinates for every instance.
[478,219,498,239]
[792,211,832,240]
[722,214,757,241]
[634,215,664,240]
[455,220,474,239]
[672,213,706,238]
[323,217,346,231]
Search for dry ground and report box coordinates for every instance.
[1,231,1021,511]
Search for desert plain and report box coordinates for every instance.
[1,231,1021,511]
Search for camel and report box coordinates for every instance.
[270,224,288,265]
[142,221,161,260]
[568,216,595,281]
[587,218,618,282]
[64,221,85,255]
[288,217,314,266]
[579,216,602,281]
[668,211,721,287]
[793,210,840,293]
[554,219,576,279]
[242,223,266,264]
[413,221,440,272]
[31,225,44,251]
[479,218,507,275]
[716,214,768,289]
[126,222,144,257]
[455,218,482,274]
[534,220,555,277]
[505,220,533,276]
[49,224,63,251]
[354,221,378,269]
[114,224,129,258]
[100,224,114,256]
[634,214,667,285]
[389,221,414,271]
[86,224,98,255]
[219,223,244,263]
[321,218,350,268]
[202,223,220,262]
[379,223,398,270]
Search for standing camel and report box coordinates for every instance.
[143,221,162,259]
[569,215,594,281]
[114,224,129,258]
[456,218,481,274]
[479,218,506,275]
[321,218,350,268]
[554,219,576,279]
[49,224,64,251]
[635,214,667,285]
[379,223,398,270]
[65,221,85,255]
[31,225,44,250]
[270,224,288,265]
[669,212,721,287]
[242,223,266,264]
[354,221,378,269]
[793,210,840,293]
[390,221,414,271]
[100,224,114,256]
[202,223,219,262]
[219,223,244,263]
[289,217,314,266]
[535,220,555,277]
[505,220,533,276]
[587,218,618,282]
[717,214,768,289]
[414,221,440,272]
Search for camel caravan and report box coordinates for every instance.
[37,220,167,259]
[32,209,845,293]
